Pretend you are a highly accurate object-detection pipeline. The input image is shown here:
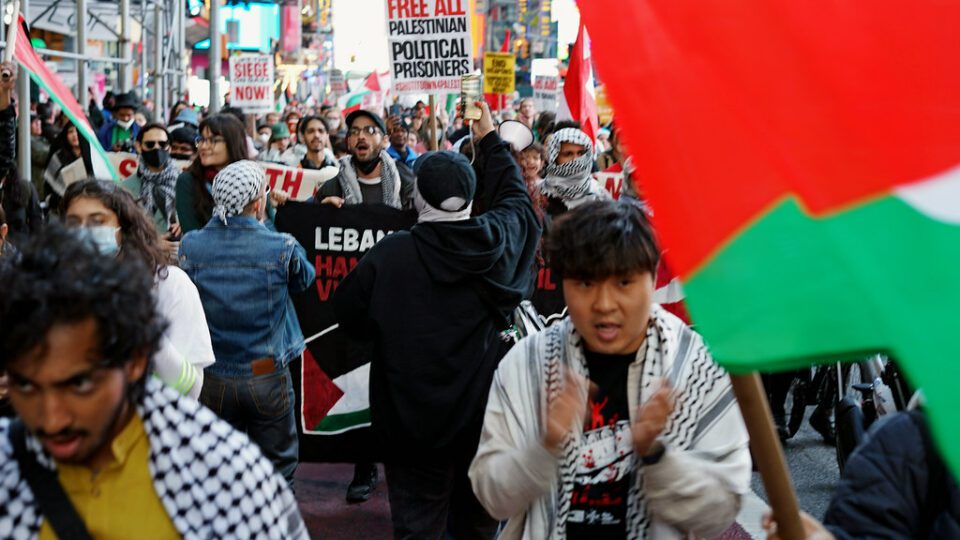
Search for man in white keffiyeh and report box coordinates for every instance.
[539,127,610,213]
[0,226,307,539]
[469,200,751,539]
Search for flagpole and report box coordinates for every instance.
[428,94,438,151]
[4,0,19,63]
[729,373,806,540]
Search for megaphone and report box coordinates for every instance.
[498,120,534,153]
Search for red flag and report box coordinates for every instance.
[561,22,599,143]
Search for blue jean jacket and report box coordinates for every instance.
[180,216,316,378]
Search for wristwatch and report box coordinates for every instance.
[641,440,667,465]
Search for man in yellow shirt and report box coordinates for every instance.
[0,225,308,539]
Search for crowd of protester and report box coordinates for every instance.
[0,57,950,540]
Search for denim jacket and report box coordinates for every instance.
[180,216,315,378]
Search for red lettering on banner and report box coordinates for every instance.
[605,176,622,200]
[264,167,283,191]
[281,170,304,198]
[537,268,557,291]
[119,158,137,178]
[434,0,465,16]
[316,279,336,301]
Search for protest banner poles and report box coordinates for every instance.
[729,373,805,540]
[428,94,438,150]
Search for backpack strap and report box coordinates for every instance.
[9,419,93,540]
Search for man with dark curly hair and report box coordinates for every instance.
[0,225,307,539]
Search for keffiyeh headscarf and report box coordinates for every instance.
[541,128,606,206]
[137,160,179,229]
[211,160,265,224]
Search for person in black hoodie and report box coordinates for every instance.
[333,101,541,539]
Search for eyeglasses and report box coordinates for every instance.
[195,136,225,147]
[347,126,381,137]
[142,140,170,150]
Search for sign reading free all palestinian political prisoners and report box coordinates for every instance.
[275,203,416,462]
[386,0,473,95]
[229,55,274,114]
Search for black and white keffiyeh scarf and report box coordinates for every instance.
[540,310,729,539]
[0,377,308,539]
[211,160,265,225]
[338,150,402,208]
[540,128,609,208]
[137,161,180,228]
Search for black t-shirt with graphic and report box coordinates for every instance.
[566,348,637,539]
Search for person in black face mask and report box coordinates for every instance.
[169,126,199,162]
[120,123,181,243]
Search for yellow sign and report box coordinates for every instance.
[483,52,516,95]
[595,84,614,125]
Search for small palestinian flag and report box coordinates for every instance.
[580,0,960,475]
[11,14,117,180]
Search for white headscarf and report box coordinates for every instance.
[540,128,601,203]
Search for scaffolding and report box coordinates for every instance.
[0,0,213,176]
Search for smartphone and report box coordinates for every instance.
[461,74,483,121]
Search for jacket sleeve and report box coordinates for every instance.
[823,413,932,539]
[469,344,557,520]
[642,343,752,538]
[0,105,16,182]
[396,161,416,210]
[315,173,344,202]
[287,237,316,294]
[97,122,112,151]
[332,250,377,339]
[25,182,42,234]
[175,172,204,233]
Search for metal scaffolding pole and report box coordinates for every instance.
[153,2,163,119]
[209,0,221,113]
[77,0,87,109]
[16,0,29,182]
[139,0,146,98]
[119,0,131,92]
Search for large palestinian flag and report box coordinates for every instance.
[579,1,960,475]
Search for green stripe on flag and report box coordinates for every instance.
[685,194,960,479]
[311,409,371,434]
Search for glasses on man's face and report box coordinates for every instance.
[347,126,380,138]
[142,140,170,150]
[195,135,225,147]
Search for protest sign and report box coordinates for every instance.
[275,203,417,462]
[229,55,275,114]
[330,69,346,95]
[595,84,614,125]
[594,171,624,200]
[108,152,138,179]
[385,0,473,95]
[533,75,558,113]
[260,162,339,201]
[483,52,516,95]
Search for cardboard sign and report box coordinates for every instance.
[483,52,516,95]
[533,75,558,113]
[229,55,275,114]
[385,0,473,95]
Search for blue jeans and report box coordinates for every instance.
[199,367,298,489]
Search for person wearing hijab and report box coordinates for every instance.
[179,160,315,490]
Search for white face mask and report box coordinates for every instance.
[258,133,271,144]
[117,119,135,130]
[326,117,341,130]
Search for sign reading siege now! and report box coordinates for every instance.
[385,0,473,95]
[229,55,274,114]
